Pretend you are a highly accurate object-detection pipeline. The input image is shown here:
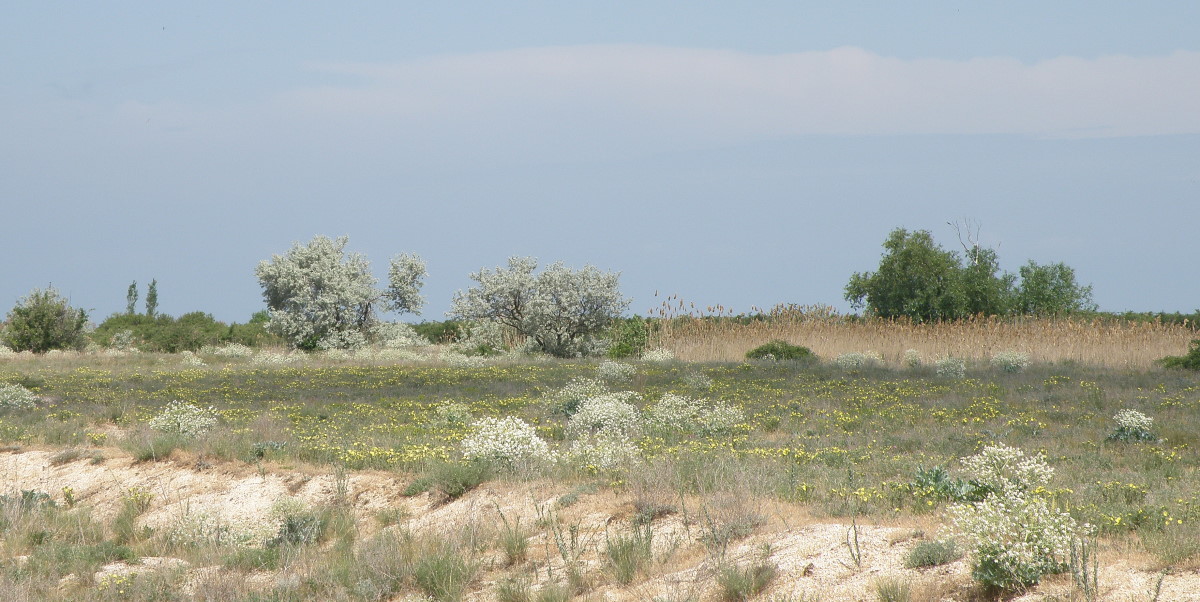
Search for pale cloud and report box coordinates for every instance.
[279,45,1200,141]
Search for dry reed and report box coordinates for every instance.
[648,301,1195,368]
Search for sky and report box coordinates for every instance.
[3,1,1198,324]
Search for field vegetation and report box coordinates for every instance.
[0,332,1198,600]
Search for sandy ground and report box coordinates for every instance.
[2,448,1197,601]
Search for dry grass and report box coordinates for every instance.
[649,305,1195,368]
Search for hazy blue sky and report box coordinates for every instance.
[3,2,1198,323]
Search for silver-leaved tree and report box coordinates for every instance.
[449,257,629,358]
[255,235,426,350]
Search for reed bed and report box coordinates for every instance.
[649,304,1196,368]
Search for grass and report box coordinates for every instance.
[0,336,1199,599]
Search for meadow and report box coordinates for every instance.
[1,323,1199,601]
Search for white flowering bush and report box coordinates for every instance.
[148,401,219,437]
[321,348,352,362]
[373,321,426,349]
[565,392,642,440]
[834,351,882,369]
[1109,409,1155,442]
[648,393,743,437]
[682,370,714,390]
[597,360,636,383]
[362,347,425,363]
[950,444,1079,590]
[180,351,206,368]
[566,432,641,472]
[991,351,1031,373]
[199,343,254,358]
[640,347,675,362]
[449,257,628,358]
[903,349,922,368]
[544,377,610,416]
[461,416,554,466]
[936,356,966,378]
[0,383,39,410]
[251,351,301,366]
[961,443,1053,494]
[439,350,488,368]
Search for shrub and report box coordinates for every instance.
[935,356,966,378]
[950,445,1079,592]
[745,340,815,361]
[411,319,464,344]
[431,460,493,500]
[565,392,642,440]
[449,256,629,358]
[3,287,90,353]
[640,347,675,362]
[648,393,743,437]
[566,432,640,472]
[461,416,554,466]
[93,312,231,352]
[835,351,882,369]
[905,539,961,568]
[606,317,649,359]
[1158,339,1200,370]
[0,383,39,410]
[545,377,610,417]
[991,350,1031,373]
[148,400,218,437]
[1108,409,1156,442]
[903,349,922,368]
[597,360,636,383]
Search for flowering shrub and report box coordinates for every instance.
[903,349,922,368]
[597,360,636,383]
[0,346,14,358]
[991,351,1031,373]
[936,356,966,378]
[461,416,554,466]
[640,348,675,362]
[961,443,1053,494]
[565,392,642,440]
[373,321,427,349]
[0,383,38,410]
[648,393,743,437]
[251,351,301,366]
[200,343,254,358]
[148,401,218,437]
[950,444,1079,591]
[439,350,488,368]
[834,352,882,369]
[1108,409,1156,442]
[544,378,610,416]
[682,370,714,390]
[180,351,206,368]
[566,432,640,472]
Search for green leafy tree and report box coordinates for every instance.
[1015,261,1096,316]
[960,246,1016,316]
[3,287,90,353]
[145,279,159,318]
[845,228,968,321]
[126,281,139,315]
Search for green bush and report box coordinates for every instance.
[411,320,464,344]
[745,340,815,361]
[93,311,278,352]
[905,539,961,568]
[3,287,90,353]
[1158,339,1200,370]
[606,317,649,359]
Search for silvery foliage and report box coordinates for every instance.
[991,350,1031,373]
[648,393,743,437]
[449,257,629,358]
[149,400,219,437]
[596,360,636,383]
[565,391,643,440]
[256,235,426,350]
[0,383,39,410]
[461,416,554,466]
[834,351,882,369]
[950,444,1079,590]
[936,356,967,378]
[903,349,922,368]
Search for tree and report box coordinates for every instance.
[255,235,426,350]
[449,257,629,357]
[1015,261,1096,316]
[145,279,159,318]
[845,229,969,321]
[3,287,90,353]
[126,281,139,315]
